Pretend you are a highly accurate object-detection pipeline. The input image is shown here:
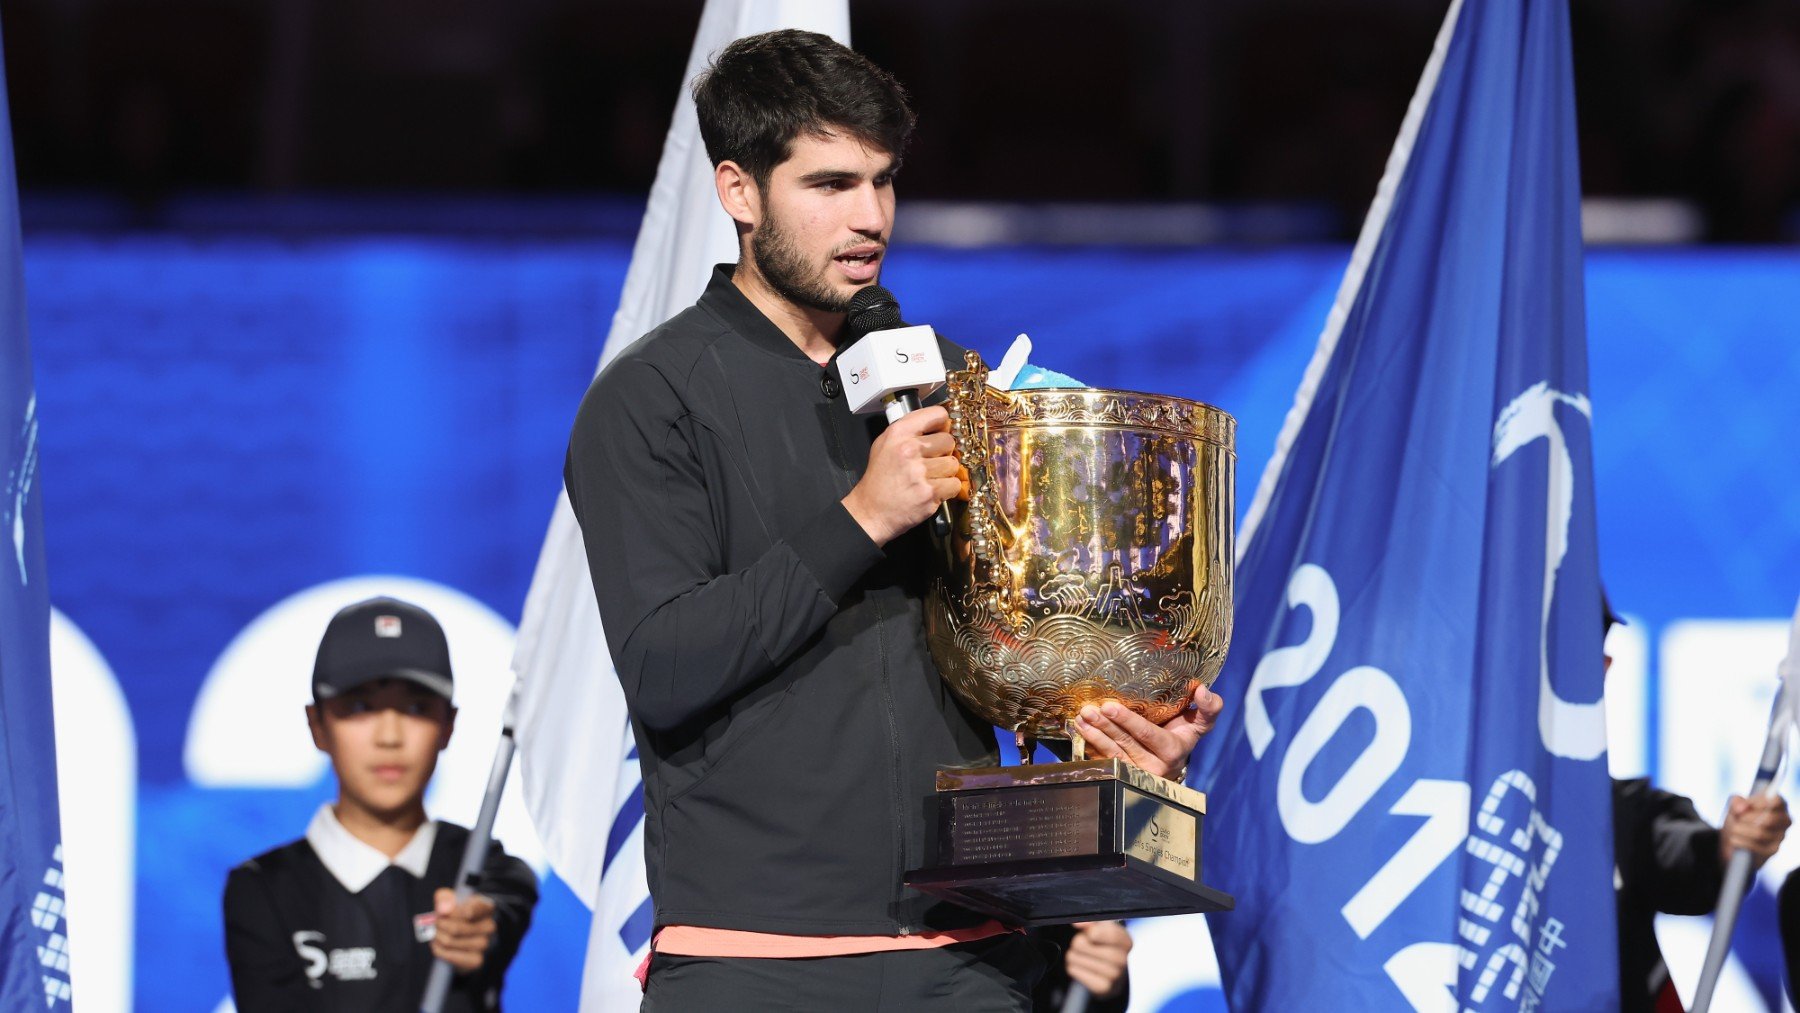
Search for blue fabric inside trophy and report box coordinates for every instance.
[1009,364,1086,390]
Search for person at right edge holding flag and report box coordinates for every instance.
[1606,596,1791,1013]
[562,29,1221,1011]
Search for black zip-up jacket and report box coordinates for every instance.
[565,264,998,936]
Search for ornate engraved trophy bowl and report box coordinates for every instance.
[904,352,1239,925]
[926,353,1236,740]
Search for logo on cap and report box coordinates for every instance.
[374,615,403,638]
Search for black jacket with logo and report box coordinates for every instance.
[222,821,537,1012]
[565,265,998,936]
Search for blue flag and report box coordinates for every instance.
[1191,0,1617,1009]
[0,24,69,1011]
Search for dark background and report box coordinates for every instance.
[3,0,1797,240]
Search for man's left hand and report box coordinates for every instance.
[1073,685,1224,780]
[430,889,498,973]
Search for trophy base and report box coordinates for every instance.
[903,758,1235,926]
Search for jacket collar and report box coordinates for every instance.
[305,803,437,893]
[697,263,842,365]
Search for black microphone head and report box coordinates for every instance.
[847,285,905,342]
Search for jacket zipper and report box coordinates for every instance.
[821,381,911,933]
[868,593,910,933]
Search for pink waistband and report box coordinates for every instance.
[655,920,1014,959]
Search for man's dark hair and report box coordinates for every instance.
[693,30,915,187]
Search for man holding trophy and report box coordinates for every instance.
[564,30,1226,1010]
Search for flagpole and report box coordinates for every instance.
[1690,597,1800,1013]
[1689,703,1785,1013]
[420,684,520,1013]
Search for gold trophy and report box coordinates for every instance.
[904,352,1237,924]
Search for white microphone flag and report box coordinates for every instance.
[836,324,946,416]
[510,2,849,1010]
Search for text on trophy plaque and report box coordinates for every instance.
[946,785,1102,865]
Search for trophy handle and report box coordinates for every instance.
[944,352,1029,634]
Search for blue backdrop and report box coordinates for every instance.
[25,226,1800,1009]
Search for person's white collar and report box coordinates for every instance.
[305,803,437,893]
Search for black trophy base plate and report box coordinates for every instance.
[906,851,1235,926]
[904,759,1237,926]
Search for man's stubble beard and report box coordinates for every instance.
[749,205,877,315]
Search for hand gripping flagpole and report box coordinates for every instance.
[420,683,521,1013]
[1690,596,1800,1013]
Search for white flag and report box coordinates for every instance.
[511,2,849,1009]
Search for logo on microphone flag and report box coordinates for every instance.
[1189,0,1618,1010]
[0,26,70,1011]
[510,2,848,1010]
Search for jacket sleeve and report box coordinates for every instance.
[1644,788,1726,915]
[223,866,311,1011]
[565,358,881,731]
[473,843,539,982]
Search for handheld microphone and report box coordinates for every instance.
[837,286,954,534]
[837,286,946,423]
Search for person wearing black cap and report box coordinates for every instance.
[222,596,538,1011]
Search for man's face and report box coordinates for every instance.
[308,678,454,818]
[748,130,897,313]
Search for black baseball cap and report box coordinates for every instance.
[312,596,454,702]
[1601,587,1627,632]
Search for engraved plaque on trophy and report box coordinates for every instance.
[902,352,1236,924]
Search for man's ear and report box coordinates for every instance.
[306,704,328,752]
[438,706,457,752]
[714,160,760,230]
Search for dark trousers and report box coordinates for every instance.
[642,932,1048,1012]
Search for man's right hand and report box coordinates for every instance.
[843,405,962,547]
[1065,920,1132,999]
